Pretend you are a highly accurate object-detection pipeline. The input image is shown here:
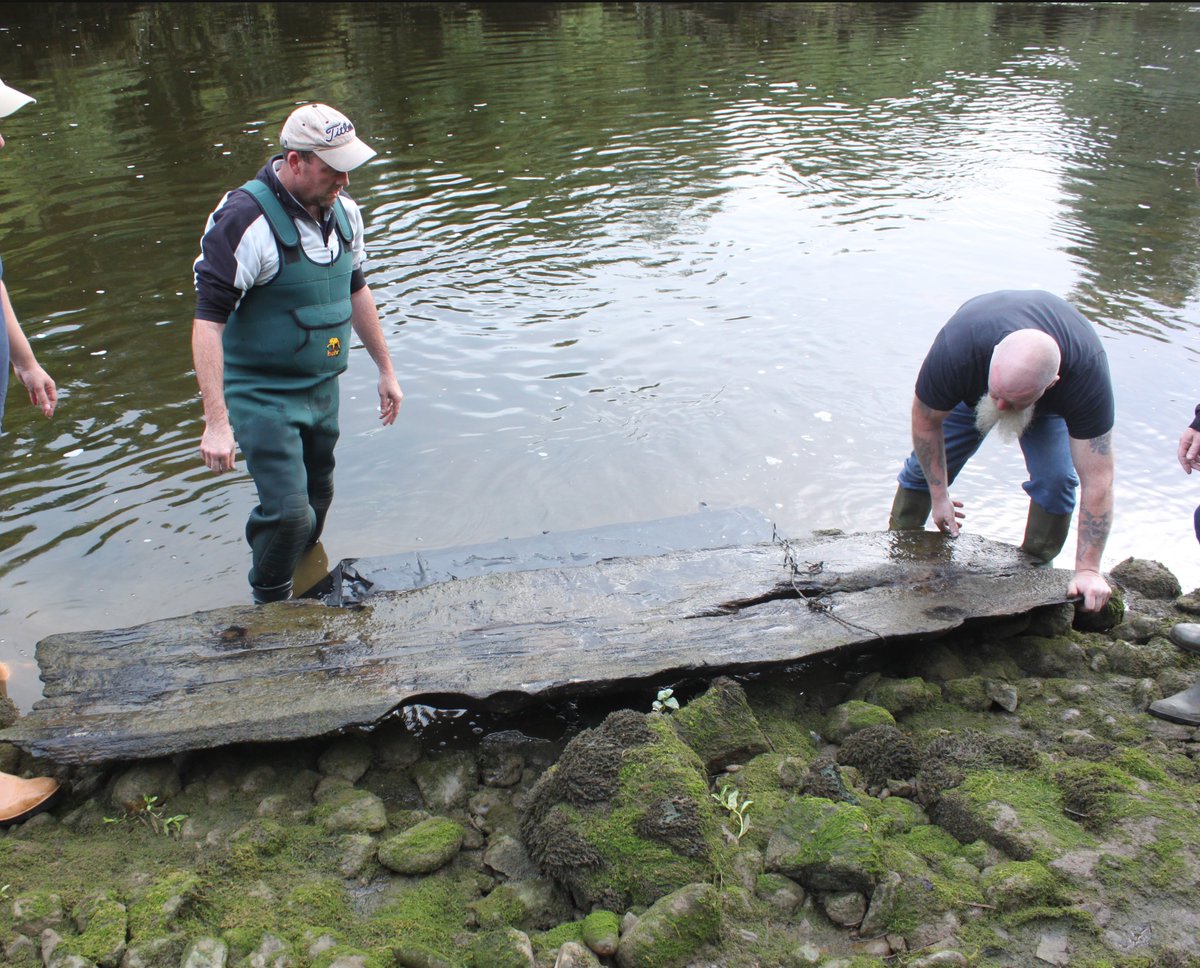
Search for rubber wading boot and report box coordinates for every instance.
[888,486,931,531]
[251,578,293,605]
[1019,500,1072,564]
[1150,680,1200,727]
[1170,623,1200,655]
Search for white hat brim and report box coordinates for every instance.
[314,137,377,173]
[0,82,34,119]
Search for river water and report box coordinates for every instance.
[3,2,1200,711]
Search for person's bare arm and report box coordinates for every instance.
[350,284,403,425]
[192,317,236,472]
[3,281,55,417]
[911,395,963,534]
[1067,431,1114,612]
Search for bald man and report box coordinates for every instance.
[888,290,1115,612]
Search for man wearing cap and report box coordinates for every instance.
[192,103,403,603]
[887,290,1115,613]
[0,78,56,433]
[0,77,60,826]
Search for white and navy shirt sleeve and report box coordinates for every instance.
[193,167,369,325]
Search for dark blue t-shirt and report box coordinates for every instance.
[914,290,1115,440]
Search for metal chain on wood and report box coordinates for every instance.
[771,526,884,640]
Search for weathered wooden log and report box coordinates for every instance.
[1,529,1075,765]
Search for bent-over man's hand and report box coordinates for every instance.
[378,374,403,426]
[930,494,965,536]
[1068,568,1111,613]
[1179,427,1200,474]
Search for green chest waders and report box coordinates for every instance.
[222,181,355,600]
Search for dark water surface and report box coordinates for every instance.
[3,2,1200,711]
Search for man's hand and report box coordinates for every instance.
[931,494,965,536]
[14,362,56,417]
[200,422,237,473]
[377,374,403,426]
[1068,568,1111,613]
[1179,427,1200,474]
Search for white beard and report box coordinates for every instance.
[975,396,1034,441]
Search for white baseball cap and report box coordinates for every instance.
[0,79,34,119]
[279,103,376,173]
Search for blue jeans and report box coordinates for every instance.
[897,402,1079,515]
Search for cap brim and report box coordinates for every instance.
[0,84,35,119]
[315,138,376,173]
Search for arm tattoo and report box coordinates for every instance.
[1088,432,1112,456]
[914,438,944,486]
[1077,507,1111,553]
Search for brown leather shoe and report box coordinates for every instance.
[0,772,60,826]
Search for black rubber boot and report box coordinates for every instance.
[1149,681,1200,726]
[888,486,931,531]
[1169,623,1200,655]
[251,579,293,605]
[1019,500,1071,564]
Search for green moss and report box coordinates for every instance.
[718,753,790,848]
[127,869,205,939]
[470,883,527,929]
[581,908,620,951]
[54,894,128,964]
[361,872,480,964]
[529,919,585,961]
[980,860,1069,912]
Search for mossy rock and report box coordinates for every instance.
[127,870,203,939]
[378,816,465,875]
[57,894,128,966]
[581,908,620,956]
[1103,636,1178,678]
[980,859,1069,911]
[466,926,535,968]
[849,673,940,716]
[614,882,721,968]
[942,676,991,712]
[1109,558,1180,600]
[823,701,895,743]
[670,676,771,772]
[836,724,919,786]
[520,709,728,911]
[764,796,885,894]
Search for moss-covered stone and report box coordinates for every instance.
[466,926,535,968]
[377,816,465,875]
[849,673,940,716]
[614,882,721,968]
[764,796,885,894]
[580,908,620,956]
[823,701,895,743]
[836,724,919,786]
[942,676,992,712]
[980,859,1070,912]
[520,710,729,911]
[127,870,203,939]
[56,894,127,966]
[669,676,772,772]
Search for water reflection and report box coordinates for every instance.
[4,3,1200,709]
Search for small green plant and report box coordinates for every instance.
[104,794,187,838]
[0,884,9,901]
[712,785,752,841]
[652,688,680,714]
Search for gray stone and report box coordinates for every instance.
[109,761,181,813]
[12,893,65,935]
[318,736,373,782]
[412,752,478,813]
[317,789,387,834]
[1111,557,1181,599]
[180,937,227,968]
[554,941,601,968]
[482,833,539,880]
[337,834,376,878]
[244,933,289,968]
[859,870,902,936]
[820,890,867,927]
